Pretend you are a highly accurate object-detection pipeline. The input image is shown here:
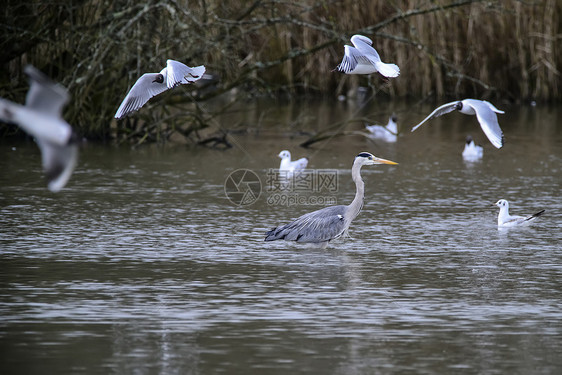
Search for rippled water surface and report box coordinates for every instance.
[1,100,561,374]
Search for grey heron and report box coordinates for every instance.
[115,59,205,119]
[493,199,545,227]
[0,65,79,192]
[265,152,398,248]
[334,35,400,78]
[278,150,308,174]
[411,99,505,149]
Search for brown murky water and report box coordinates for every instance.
[1,98,561,374]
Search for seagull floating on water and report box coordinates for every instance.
[366,114,398,142]
[334,35,400,78]
[494,199,545,227]
[265,152,398,248]
[278,150,308,175]
[0,65,79,192]
[115,59,205,119]
[462,135,483,161]
[411,99,505,149]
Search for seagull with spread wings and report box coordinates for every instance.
[115,59,205,119]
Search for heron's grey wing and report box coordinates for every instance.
[265,205,347,243]
[166,60,206,87]
[411,101,459,132]
[114,73,168,119]
[335,46,372,73]
[24,65,69,117]
[464,99,504,149]
[36,138,78,192]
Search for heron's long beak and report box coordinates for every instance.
[375,157,398,165]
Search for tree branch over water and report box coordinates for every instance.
[0,0,558,144]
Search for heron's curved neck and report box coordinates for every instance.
[347,161,365,222]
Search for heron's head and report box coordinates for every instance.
[355,152,398,166]
[278,150,291,159]
[494,199,508,209]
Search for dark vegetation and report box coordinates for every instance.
[1,0,560,145]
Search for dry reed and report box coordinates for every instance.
[0,0,560,142]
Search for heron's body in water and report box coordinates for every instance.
[265,152,397,248]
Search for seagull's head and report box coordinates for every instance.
[390,114,398,123]
[354,152,398,167]
[466,135,474,144]
[494,199,509,209]
[278,150,291,159]
[455,101,464,111]
[152,74,164,84]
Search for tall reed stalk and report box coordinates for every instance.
[1,0,560,141]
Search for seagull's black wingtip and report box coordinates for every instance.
[532,209,545,218]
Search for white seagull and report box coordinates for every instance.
[494,199,545,227]
[462,135,483,161]
[115,59,206,119]
[411,99,505,149]
[278,150,308,175]
[366,114,398,142]
[0,65,78,192]
[334,35,400,78]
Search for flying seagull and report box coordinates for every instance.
[411,99,505,149]
[493,199,545,227]
[0,65,79,192]
[115,59,206,119]
[265,152,398,248]
[334,35,400,78]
